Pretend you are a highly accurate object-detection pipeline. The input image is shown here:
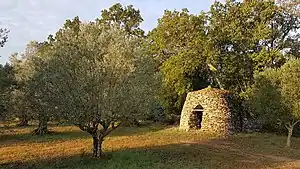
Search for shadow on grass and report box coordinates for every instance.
[2,137,300,169]
[0,130,89,145]
[0,124,168,146]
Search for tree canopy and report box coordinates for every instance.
[25,16,159,157]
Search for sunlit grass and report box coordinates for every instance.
[1,124,300,169]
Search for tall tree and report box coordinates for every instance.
[149,9,212,116]
[208,0,276,92]
[31,17,158,157]
[208,0,300,92]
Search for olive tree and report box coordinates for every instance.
[10,41,55,134]
[0,63,15,120]
[247,58,300,147]
[33,17,158,157]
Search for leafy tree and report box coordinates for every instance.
[31,17,158,157]
[247,59,300,147]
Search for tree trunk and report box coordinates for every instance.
[286,127,293,147]
[33,117,49,135]
[18,118,29,126]
[92,135,103,158]
[99,137,103,157]
[285,120,300,148]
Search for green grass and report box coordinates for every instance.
[1,124,300,169]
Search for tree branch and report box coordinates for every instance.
[103,122,122,138]
[292,120,300,127]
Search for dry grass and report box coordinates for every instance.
[1,124,300,169]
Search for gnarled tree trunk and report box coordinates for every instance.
[78,121,122,158]
[92,135,103,158]
[18,117,29,126]
[33,115,49,135]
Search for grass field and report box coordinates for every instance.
[1,124,300,169]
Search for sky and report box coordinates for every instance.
[0,0,220,64]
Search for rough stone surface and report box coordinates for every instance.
[179,87,237,137]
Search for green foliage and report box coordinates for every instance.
[245,68,283,129]
[209,0,274,92]
[208,0,299,91]
[42,19,157,123]
[248,59,300,125]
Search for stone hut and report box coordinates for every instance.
[179,87,237,136]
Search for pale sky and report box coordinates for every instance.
[0,0,221,64]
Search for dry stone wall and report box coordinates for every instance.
[179,88,236,137]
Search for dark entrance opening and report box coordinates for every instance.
[193,105,203,129]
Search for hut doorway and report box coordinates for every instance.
[193,105,203,129]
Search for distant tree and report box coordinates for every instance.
[8,88,32,126]
[0,62,15,120]
[10,41,51,133]
[0,27,9,47]
[31,16,158,157]
[247,58,300,147]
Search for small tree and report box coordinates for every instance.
[247,58,300,147]
[32,17,158,157]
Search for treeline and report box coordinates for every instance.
[0,0,300,156]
